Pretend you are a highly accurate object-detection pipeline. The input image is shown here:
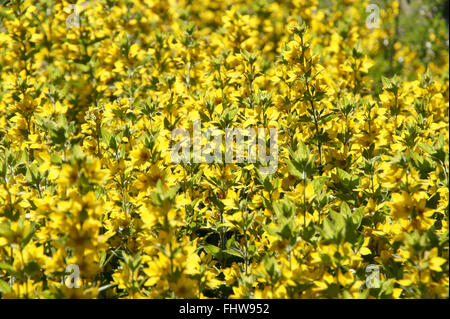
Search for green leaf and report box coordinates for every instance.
[0,263,18,277]
[167,184,180,201]
[351,207,364,228]
[50,154,62,165]
[0,279,12,294]
[264,255,277,278]
[379,279,395,298]
[26,164,39,184]
[417,142,434,155]
[71,145,85,160]
[336,167,360,190]
[75,63,90,73]
[381,76,391,88]
[20,224,36,249]
[223,249,243,259]
[295,140,309,162]
[340,202,351,217]
[262,225,278,237]
[101,128,113,146]
[331,210,346,233]
[273,198,295,219]
[204,244,221,257]
[0,224,13,240]
[286,159,303,179]
[317,218,334,240]
[312,176,329,195]
[0,160,6,179]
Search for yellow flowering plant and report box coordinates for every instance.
[0,0,448,299]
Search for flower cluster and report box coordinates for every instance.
[0,0,448,299]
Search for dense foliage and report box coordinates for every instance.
[0,0,448,298]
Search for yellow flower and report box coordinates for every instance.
[130,145,151,167]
